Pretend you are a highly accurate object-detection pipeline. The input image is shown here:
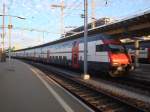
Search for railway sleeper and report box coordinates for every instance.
[84,96,104,101]
[106,106,133,112]
[78,93,94,97]
[63,85,75,90]
[73,89,90,93]
[65,84,83,88]
[97,103,125,112]
[98,102,119,108]
[100,98,114,103]
[80,93,101,98]
[90,97,110,104]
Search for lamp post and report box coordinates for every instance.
[8,15,26,62]
[8,16,12,62]
[2,4,5,55]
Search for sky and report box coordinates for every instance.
[0,0,150,49]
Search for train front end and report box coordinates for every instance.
[105,40,134,77]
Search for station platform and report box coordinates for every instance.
[0,59,93,112]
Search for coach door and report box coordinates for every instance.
[72,41,79,69]
[47,50,50,62]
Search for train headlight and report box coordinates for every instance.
[112,62,119,66]
[117,66,123,71]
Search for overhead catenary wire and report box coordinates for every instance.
[64,0,83,31]
[64,0,83,18]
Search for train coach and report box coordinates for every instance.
[12,34,133,77]
[125,40,150,63]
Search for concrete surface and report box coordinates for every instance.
[0,59,93,112]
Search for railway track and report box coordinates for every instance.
[107,77,150,96]
[28,61,145,112]
[91,74,150,97]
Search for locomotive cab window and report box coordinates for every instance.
[109,44,125,53]
[96,44,105,52]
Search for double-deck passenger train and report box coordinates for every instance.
[125,40,150,63]
[12,34,133,77]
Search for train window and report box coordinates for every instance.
[59,56,62,60]
[63,56,67,60]
[56,56,58,60]
[80,56,82,60]
[63,56,65,60]
[109,44,125,53]
[140,47,145,50]
[96,45,105,52]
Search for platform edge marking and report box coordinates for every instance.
[46,75,95,112]
[30,67,74,112]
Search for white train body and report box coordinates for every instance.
[125,41,150,63]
